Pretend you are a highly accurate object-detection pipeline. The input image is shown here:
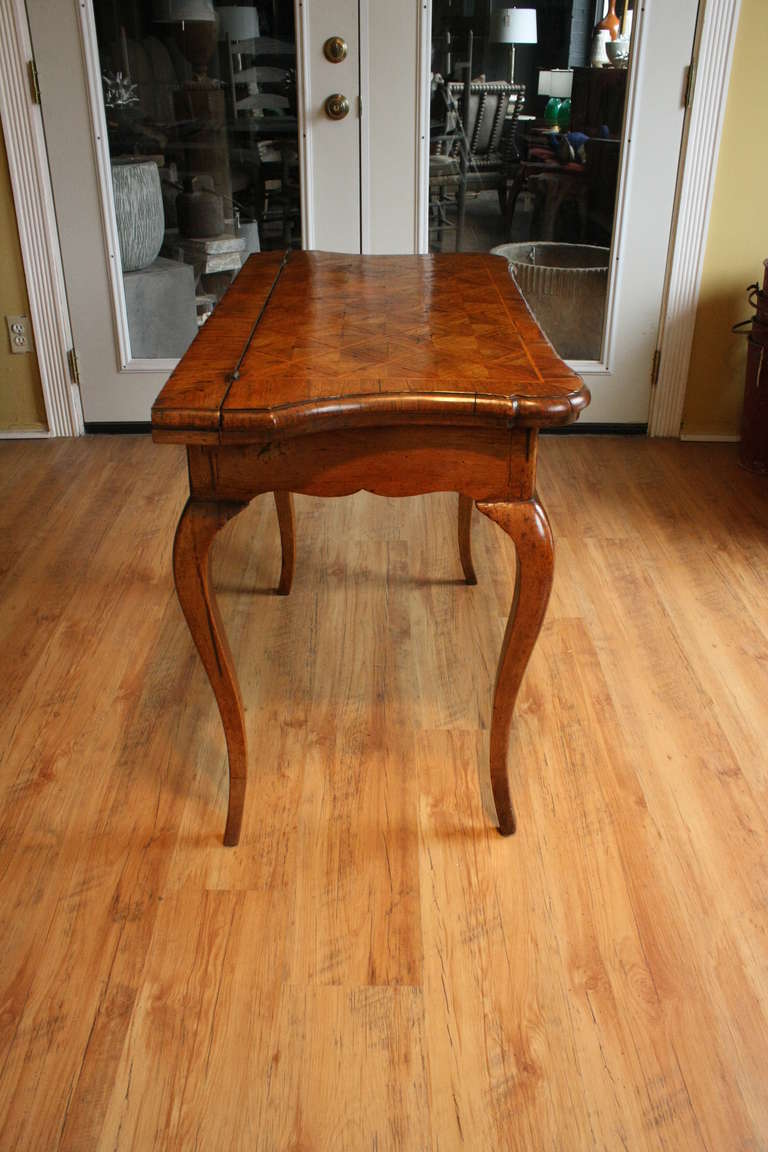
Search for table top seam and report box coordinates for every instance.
[218,248,291,425]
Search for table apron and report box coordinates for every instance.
[186,425,537,503]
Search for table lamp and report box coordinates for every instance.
[153,0,215,21]
[153,0,217,80]
[490,8,538,84]
[538,68,573,129]
[537,69,553,116]
[217,7,260,43]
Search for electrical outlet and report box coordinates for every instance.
[5,315,31,354]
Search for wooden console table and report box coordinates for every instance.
[152,250,589,845]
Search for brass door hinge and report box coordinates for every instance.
[684,60,697,110]
[651,348,662,387]
[67,347,81,387]
[28,59,41,105]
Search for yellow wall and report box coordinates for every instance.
[682,0,768,437]
[0,117,47,431]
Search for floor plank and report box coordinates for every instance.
[0,435,766,1150]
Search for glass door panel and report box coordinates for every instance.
[427,0,636,364]
[28,0,361,422]
[93,0,301,361]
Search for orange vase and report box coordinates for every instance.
[597,0,621,41]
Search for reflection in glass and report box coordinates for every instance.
[95,0,300,360]
[428,1,635,361]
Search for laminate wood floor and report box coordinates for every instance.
[0,435,767,1151]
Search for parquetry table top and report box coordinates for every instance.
[151,250,589,443]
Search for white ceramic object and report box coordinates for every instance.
[606,37,631,66]
[590,29,611,68]
[110,159,164,272]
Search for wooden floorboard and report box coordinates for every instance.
[0,435,766,1150]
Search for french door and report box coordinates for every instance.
[26,0,363,424]
[421,0,700,425]
[27,0,699,427]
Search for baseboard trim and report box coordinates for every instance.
[0,427,51,439]
[542,423,648,436]
[85,422,152,435]
[680,433,740,442]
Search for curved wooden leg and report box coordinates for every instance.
[475,498,554,836]
[173,499,248,846]
[457,494,477,584]
[273,491,295,595]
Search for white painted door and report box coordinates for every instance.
[26,0,361,425]
[416,0,701,426]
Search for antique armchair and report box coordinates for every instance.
[430,78,525,250]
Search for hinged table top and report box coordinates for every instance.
[151,250,589,443]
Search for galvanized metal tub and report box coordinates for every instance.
[491,242,610,361]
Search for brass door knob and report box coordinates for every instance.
[325,93,350,121]
[323,36,348,63]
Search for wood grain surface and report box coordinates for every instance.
[151,251,589,442]
[1,436,767,1150]
[159,253,577,844]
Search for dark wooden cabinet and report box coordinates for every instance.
[570,66,627,137]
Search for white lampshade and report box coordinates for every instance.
[217,6,260,41]
[537,69,552,96]
[548,69,573,98]
[490,8,538,46]
[153,0,215,22]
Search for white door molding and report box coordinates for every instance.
[650,0,742,437]
[0,0,83,436]
[415,0,431,255]
[298,0,360,252]
[295,0,314,249]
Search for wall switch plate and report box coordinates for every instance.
[5,315,31,354]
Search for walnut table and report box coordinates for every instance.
[152,250,590,845]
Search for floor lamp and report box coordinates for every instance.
[490,8,538,85]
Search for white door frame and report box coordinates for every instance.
[2,0,741,435]
[0,0,83,437]
[649,0,742,436]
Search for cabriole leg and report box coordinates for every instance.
[457,493,478,584]
[273,491,295,595]
[173,499,248,846]
[476,498,554,836]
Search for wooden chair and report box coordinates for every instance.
[225,38,300,246]
[431,78,525,249]
[448,80,525,205]
[505,137,620,245]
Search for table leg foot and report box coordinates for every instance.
[457,494,478,584]
[223,776,246,846]
[476,497,554,836]
[173,499,248,847]
[274,491,295,595]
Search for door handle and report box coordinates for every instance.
[323,36,348,63]
[325,93,350,121]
